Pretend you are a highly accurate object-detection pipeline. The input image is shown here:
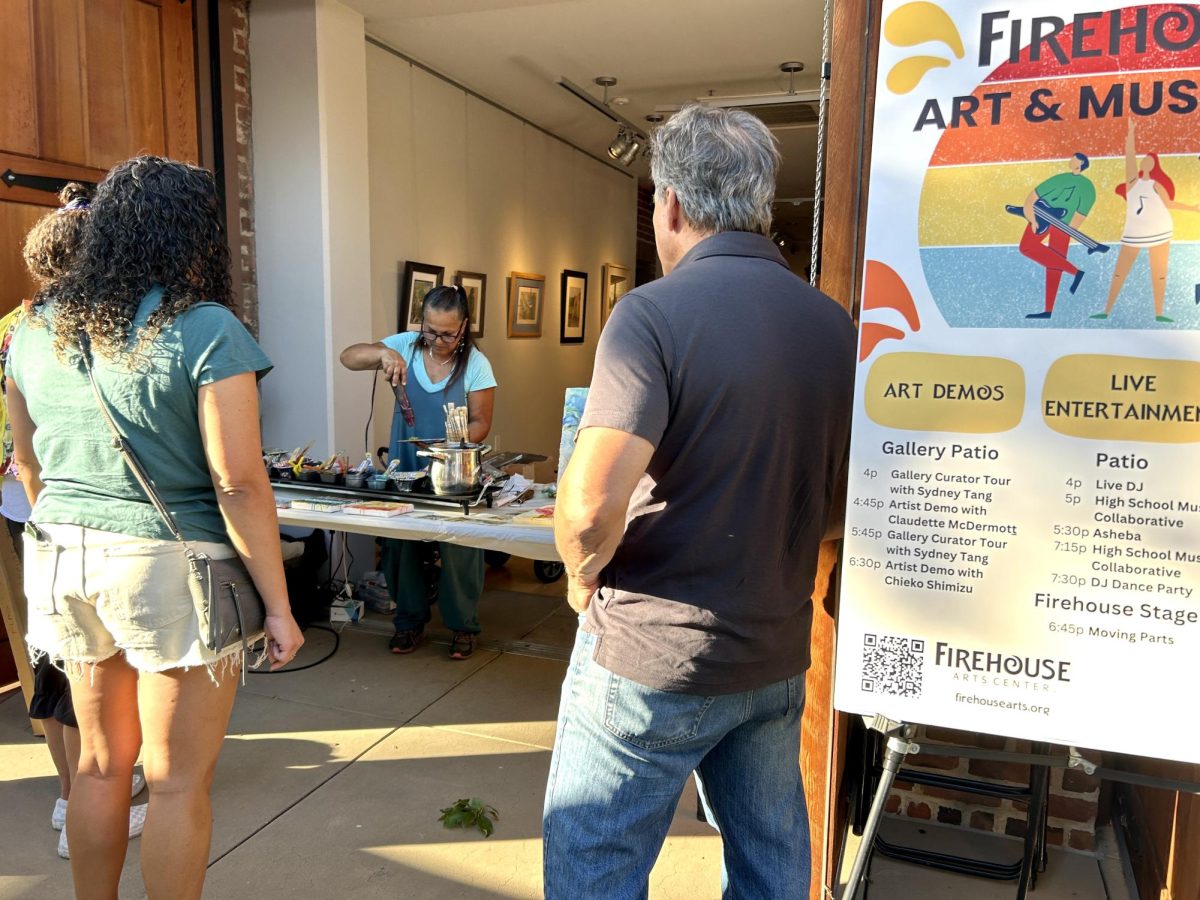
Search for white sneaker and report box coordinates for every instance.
[51,772,144,831]
[51,797,68,831]
[57,803,148,860]
[128,802,147,838]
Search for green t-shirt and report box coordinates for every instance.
[8,288,272,543]
[1035,172,1096,220]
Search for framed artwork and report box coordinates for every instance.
[507,271,545,338]
[559,269,588,344]
[601,263,630,326]
[455,270,487,338]
[401,261,445,332]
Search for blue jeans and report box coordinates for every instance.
[543,626,810,900]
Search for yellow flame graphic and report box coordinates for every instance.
[884,1,964,94]
[887,55,952,94]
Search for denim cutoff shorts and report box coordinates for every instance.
[23,522,242,680]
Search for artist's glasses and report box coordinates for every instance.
[421,326,463,345]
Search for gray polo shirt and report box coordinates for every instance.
[579,231,856,694]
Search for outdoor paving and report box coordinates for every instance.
[0,558,1131,898]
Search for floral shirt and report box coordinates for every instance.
[0,305,24,476]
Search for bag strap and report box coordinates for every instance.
[78,333,192,552]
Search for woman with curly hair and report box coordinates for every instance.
[4,183,148,861]
[4,156,304,900]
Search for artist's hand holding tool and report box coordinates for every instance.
[379,346,408,387]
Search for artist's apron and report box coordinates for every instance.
[382,346,482,634]
[388,347,467,470]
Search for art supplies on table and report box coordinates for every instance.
[513,506,555,527]
[289,498,352,513]
[343,501,415,518]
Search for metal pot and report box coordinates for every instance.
[416,442,491,495]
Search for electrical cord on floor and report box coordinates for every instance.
[246,624,340,675]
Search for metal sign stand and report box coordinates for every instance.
[838,714,1200,899]
[839,713,1051,899]
[838,716,918,899]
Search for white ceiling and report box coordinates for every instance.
[344,0,829,249]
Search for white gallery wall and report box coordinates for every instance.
[365,43,638,475]
[250,0,373,457]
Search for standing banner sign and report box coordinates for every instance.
[835,0,1200,763]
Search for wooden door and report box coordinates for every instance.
[1,0,198,305]
[0,0,198,698]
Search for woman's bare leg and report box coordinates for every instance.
[40,717,73,800]
[137,663,238,900]
[66,655,143,900]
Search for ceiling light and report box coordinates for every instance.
[558,76,649,155]
[607,128,633,160]
[618,134,643,166]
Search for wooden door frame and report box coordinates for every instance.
[194,0,250,324]
[815,0,881,891]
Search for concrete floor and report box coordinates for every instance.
[0,559,1131,898]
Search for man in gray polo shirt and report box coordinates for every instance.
[542,104,856,899]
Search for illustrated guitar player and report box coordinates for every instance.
[1010,152,1106,319]
[1004,198,1110,255]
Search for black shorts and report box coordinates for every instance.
[29,653,77,727]
[6,515,77,728]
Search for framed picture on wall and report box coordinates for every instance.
[601,263,630,327]
[560,269,588,344]
[507,271,545,338]
[400,261,445,332]
[455,270,487,338]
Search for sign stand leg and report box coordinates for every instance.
[839,716,919,900]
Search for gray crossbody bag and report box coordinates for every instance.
[79,334,266,659]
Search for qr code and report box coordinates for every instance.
[861,634,924,698]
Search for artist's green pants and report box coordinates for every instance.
[381,538,483,634]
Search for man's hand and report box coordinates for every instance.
[566,573,600,614]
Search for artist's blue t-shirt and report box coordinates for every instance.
[380,332,497,394]
[8,288,272,543]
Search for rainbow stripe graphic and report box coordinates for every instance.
[917,4,1200,329]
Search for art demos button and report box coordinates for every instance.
[864,352,1025,433]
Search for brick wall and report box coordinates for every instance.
[885,725,1103,852]
[229,0,259,334]
[635,182,658,287]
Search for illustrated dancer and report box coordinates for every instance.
[1091,118,1200,323]
[1020,152,1096,319]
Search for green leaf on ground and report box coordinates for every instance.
[438,797,499,838]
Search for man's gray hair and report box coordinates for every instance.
[649,104,780,237]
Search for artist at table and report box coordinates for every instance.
[340,285,496,660]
